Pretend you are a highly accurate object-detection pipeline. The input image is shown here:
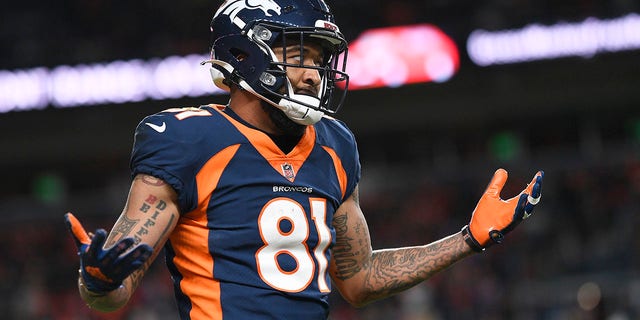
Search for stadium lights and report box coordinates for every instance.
[343,24,460,90]
[0,25,461,113]
[2,13,639,114]
[467,13,640,66]
[0,55,222,114]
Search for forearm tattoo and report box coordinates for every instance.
[106,216,139,247]
[364,235,470,301]
[114,189,176,290]
[132,194,168,245]
[127,196,176,291]
[89,175,177,298]
[106,192,172,247]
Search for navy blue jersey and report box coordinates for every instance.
[130,105,361,320]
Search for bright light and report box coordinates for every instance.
[345,24,460,90]
[0,68,49,111]
[0,55,223,114]
[468,13,640,66]
[0,24,462,113]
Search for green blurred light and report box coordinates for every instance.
[33,173,66,204]
[489,131,520,161]
[630,118,640,142]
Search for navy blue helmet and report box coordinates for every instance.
[206,0,349,124]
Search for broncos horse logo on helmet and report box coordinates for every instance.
[204,0,349,125]
[215,0,282,22]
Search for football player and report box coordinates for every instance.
[65,0,544,319]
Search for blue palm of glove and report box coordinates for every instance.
[65,213,153,294]
[80,229,153,293]
[500,172,544,237]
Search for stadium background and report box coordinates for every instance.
[1,0,639,319]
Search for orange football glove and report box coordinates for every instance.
[461,169,544,252]
[65,213,153,293]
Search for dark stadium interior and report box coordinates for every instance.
[1,0,640,319]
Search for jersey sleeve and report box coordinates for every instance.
[318,118,362,202]
[129,110,204,214]
[338,121,361,201]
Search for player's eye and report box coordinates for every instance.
[292,53,323,67]
[315,56,325,67]
[287,53,302,63]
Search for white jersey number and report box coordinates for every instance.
[256,197,332,293]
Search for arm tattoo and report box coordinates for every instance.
[153,213,176,248]
[333,185,472,303]
[138,175,166,187]
[332,213,361,280]
[363,234,470,301]
[128,213,176,290]
[351,187,360,204]
[332,209,372,281]
[124,195,177,290]
[132,194,171,245]
[106,216,139,247]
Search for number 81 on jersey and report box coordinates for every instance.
[256,197,332,293]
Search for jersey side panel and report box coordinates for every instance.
[167,143,240,320]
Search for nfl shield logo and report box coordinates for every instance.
[281,163,295,180]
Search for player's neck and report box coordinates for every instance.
[225,100,303,154]
[228,91,281,135]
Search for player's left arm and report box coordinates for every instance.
[329,169,543,307]
[329,185,473,307]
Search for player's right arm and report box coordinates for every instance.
[66,174,180,312]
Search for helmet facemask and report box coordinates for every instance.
[257,23,349,115]
[207,20,349,125]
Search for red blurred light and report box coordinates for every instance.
[341,24,459,90]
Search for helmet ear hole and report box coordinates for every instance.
[212,34,272,88]
[229,48,248,62]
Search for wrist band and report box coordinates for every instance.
[461,225,484,253]
[78,269,121,297]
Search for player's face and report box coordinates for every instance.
[264,42,326,137]
[272,43,324,98]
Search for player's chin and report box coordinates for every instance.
[261,102,306,136]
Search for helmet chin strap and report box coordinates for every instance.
[202,59,325,125]
[274,80,324,125]
[247,80,324,125]
[275,95,324,125]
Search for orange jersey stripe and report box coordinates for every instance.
[213,106,315,182]
[169,144,241,320]
[321,146,348,200]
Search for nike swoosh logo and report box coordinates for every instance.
[145,122,166,133]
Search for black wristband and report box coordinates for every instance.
[461,225,484,252]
